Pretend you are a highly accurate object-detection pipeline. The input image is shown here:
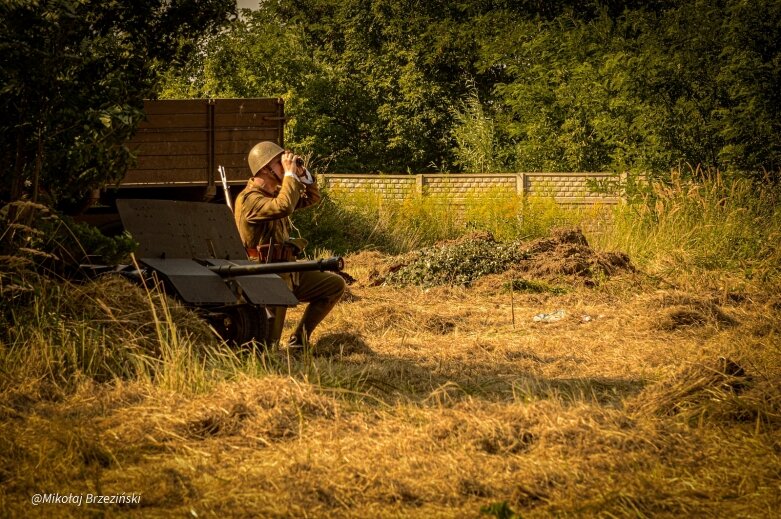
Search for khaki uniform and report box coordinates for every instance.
[234,175,320,249]
[234,174,345,343]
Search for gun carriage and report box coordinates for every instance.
[117,199,343,345]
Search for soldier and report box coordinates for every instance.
[234,141,345,350]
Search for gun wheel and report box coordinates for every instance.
[213,305,271,347]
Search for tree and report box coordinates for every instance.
[160,0,781,179]
[0,0,235,207]
[481,1,781,180]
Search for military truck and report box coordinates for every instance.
[80,97,285,232]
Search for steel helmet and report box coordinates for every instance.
[248,141,283,176]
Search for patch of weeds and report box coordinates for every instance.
[385,233,528,287]
[503,278,567,295]
[481,500,521,519]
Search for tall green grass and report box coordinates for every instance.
[293,185,593,254]
[450,88,502,174]
[592,172,781,281]
[296,172,780,283]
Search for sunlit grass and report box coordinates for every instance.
[1,170,780,517]
[592,171,781,282]
[294,184,601,254]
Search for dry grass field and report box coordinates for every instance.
[2,229,780,518]
[2,174,781,517]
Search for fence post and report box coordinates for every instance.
[417,174,425,197]
[516,173,526,197]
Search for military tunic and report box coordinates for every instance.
[234,174,320,250]
[233,172,343,344]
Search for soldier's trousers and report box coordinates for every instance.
[289,270,346,342]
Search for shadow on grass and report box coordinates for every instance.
[359,358,646,408]
[283,333,646,408]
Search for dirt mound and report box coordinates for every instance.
[525,227,589,253]
[642,291,738,331]
[370,227,634,288]
[512,227,634,282]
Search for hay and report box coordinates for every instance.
[630,357,753,418]
[1,248,780,517]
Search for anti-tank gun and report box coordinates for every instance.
[116,199,343,345]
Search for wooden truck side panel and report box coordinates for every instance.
[81,98,285,232]
[122,98,285,188]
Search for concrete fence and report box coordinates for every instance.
[319,172,623,206]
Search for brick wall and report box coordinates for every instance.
[320,173,622,206]
[319,174,417,198]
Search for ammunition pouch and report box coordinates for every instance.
[247,243,298,263]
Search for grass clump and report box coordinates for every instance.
[503,278,567,295]
[0,274,221,392]
[594,170,781,281]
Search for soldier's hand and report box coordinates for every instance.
[282,150,306,178]
[281,150,297,174]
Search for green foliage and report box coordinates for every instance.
[63,217,137,265]
[160,5,311,100]
[0,201,136,284]
[451,88,503,173]
[161,0,780,180]
[162,0,501,172]
[480,500,521,519]
[384,233,528,288]
[1,202,135,264]
[484,1,781,178]
[0,0,235,206]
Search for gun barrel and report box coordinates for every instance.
[208,256,344,277]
